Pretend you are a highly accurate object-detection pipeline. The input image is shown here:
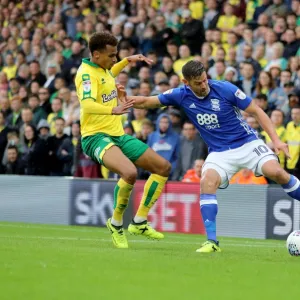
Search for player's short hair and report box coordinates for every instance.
[182,60,205,81]
[88,32,118,54]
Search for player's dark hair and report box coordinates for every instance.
[182,60,205,81]
[88,32,118,54]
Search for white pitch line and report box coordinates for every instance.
[0,234,284,248]
[0,223,284,247]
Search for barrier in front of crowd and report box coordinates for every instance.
[0,176,297,240]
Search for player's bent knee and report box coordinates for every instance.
[200,171,220,192]
[121,167,138,184]
[153,160,171,177]
[162,161,171,177]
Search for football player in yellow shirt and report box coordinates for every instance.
[75,32,171,249]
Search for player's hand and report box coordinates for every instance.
[112,99,134,115]
[116,83,127,103]
[273,140,291,159]
[126,54,153,65]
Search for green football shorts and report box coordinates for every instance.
[81,133,149,165]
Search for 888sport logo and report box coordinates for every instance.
[196,113,220,130]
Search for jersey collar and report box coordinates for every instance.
[187,86,211,99]
[82,58,99,68]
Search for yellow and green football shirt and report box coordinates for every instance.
[75,58,124,138]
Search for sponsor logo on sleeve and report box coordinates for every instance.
[163,89,173,95]
[235,89,246,100]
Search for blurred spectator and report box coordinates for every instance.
[161,56,176,78]
[253,94,273,116]
[47,98,63,135]
[6,96,22,131]
[285,106,300,178]
[0,96,11,118]
[38,87,52,115]
[123,121,135,136]
[172,121,207,181]
[147,114,180,177]
[0,111,9,162]
[2,53,17,80]
[21,124,49,176]
[168,108,182,135]
[48,118,69,176]
[230,169,268,184]
[19,107,34,144]
[152,15,174,57]
[173,45,194,78]
[180,9,205,55]
[131,108,148,136]
[28,94,47,125]
[236,62,256,97]
[28,61,46,87]
[37,119,51,141]
[253,0,272,22]
[216,3,238,43]
[203,0,219,29]
[138,119,154,144]
[264,0,288,17]
[261,109,286,168]
[182,159,204,183]
[0,145,24,175]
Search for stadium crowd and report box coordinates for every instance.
[0,0,299,183]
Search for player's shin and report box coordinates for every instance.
[111,178,133,227]
[282,175,300,200]
[134,174,168,223]
[200,194,218,242]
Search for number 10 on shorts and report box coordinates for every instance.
[253,145,269,156]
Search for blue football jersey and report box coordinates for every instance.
[158,80,258,152]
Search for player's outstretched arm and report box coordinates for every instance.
[81,99,134,115]
[127,95,163,109]
[111,54,153,77]
[245,101,290,158]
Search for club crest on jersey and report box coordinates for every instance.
[211,99,220,111]
[102,90,117,103]
[235,89,246,100]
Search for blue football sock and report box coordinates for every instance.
[200,194,218,242]
[282,175,300,200]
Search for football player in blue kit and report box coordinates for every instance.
[126,60,300,253]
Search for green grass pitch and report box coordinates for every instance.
[0,222,300,300]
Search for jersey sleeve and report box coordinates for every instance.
[77,73,98,101]
[224,82,252,111]
[157,88,183,106]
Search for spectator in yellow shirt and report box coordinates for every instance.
[173,45,194,79]
[47,98,63,135]
[261,109,286,168]
[230,169,268,185]
[131,108,149,137]
[216,3,238,43]
[285,106,300,178]
[2,54,17,80]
